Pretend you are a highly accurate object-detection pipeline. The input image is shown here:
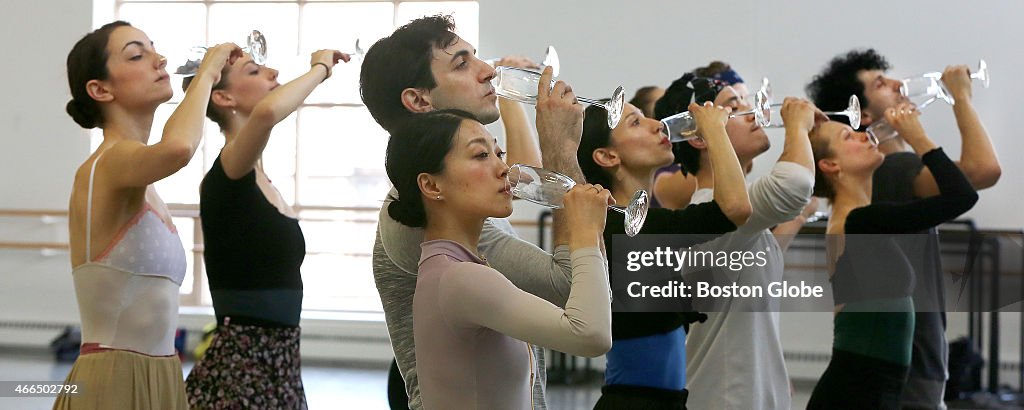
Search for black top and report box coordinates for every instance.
[832,148,978,304]
[605,200,737,340]
[200,156,306,327]
[873,151,945,312]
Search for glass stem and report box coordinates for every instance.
[730,109,755,118]
[609,205,627,214]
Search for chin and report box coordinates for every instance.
[656,153,675,168]
[155,88,174,104]
[490,200,514,219]
[476,107,501,125]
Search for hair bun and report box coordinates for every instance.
[387,196,427,228]
[65,99,98,129]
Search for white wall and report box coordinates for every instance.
[482,0,1024,229]
[0,0,93,332]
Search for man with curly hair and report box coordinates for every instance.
[807,49,1001,409]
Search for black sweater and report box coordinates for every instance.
[832,148,978,305]
[605,200,737,339]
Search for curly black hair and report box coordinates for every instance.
[806,49,890,127]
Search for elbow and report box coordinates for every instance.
[962,190,980,211]
[972,165,1002,189]
[574,329,612,357]
[248,103,278,129]
[723,202,753,227]
[163,142,196,172]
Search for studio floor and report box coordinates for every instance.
[0,348,816,409]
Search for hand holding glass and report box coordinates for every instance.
[175,30,267,76]
[507,164,649,237]
[900,59,989,106]
[873,60,989,144]
[492,66,625,128]
[659,90,771,142]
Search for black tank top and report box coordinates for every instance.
[200,156,306,327]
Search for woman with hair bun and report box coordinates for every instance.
[56,21,239,409]
[386,109,614,409]
[183,46,348,409]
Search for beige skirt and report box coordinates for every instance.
[52,347,187,410]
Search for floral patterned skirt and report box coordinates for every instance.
[185,320,305,409]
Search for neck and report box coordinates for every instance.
[100,104,157,144]
[830,173,873,218]
[423,208,485,258]
[223,113,261,166]
[224,111,249,141]
[610,165,656,206]
[694,154,752,191]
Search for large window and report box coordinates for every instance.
[99,0,480,313]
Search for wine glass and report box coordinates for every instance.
[901,59,989,106]
[900,75,953,106]
[174,30,268,76]
[659,90,771,142]
[341,38,367,63]
[491,66,624,128]
[507,164,650,237]
[484,46,560,76]
[760,77,772,103]
[765,95,861,130]
[864,103,931,146]
[865,119,896,145]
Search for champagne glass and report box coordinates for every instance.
[864,103,931,146]
[900,75,953,106]
[484,46,560,76]
[507,164,650,237]
[901,59,989,106]
[659,90,771,142]
[342,38,367,63]
[765,95,861,130]
[492,66,624,128]
[174,30,268,76]
[760,77,772,103]
[865,119,896,145]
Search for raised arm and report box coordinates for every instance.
[742,98,819,232]
[912,65,1002,197]
[776,97,819,172]
[221,50,348,179]
[850,104,978,233]
[494,56,542,168]
[106,43,241,188]
[691,101,751,226]
[534,66,586,249]
[442,247,611,357]
[444,185,612,357]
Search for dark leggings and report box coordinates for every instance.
[807,349,909,410]
[593,384,688,410]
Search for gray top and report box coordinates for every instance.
[373,189,574,409]
[684,161,813,410]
